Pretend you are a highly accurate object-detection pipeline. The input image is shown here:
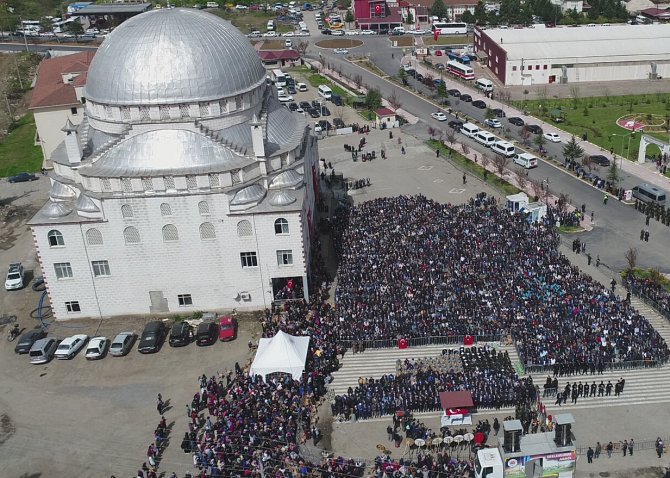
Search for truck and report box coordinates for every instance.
[475,448,504,478]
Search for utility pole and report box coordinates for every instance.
[14,55,23,90]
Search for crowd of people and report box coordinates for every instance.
[330,194,669,372]
[624,271,670,317]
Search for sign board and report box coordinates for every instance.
[416,48,428,55]
[624,189,633,201]
[504,451,576,478]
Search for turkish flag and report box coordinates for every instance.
[433,29,439,41]
[374,4,381,14]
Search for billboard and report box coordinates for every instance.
[504,451,576,478]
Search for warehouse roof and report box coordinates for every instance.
[482,24,670,62]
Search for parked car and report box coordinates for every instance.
[297,82,308,91]
[434,49,443,56]
[8,172,38,183]
[138,321,167,354]
[448,120,463,130]
[169,322,193,347]
[318,119,333,131]
[284,39,292,48]
[472,100,487,109]
[491,108,506,118]
[55,334,89,360]
[431,111,448,122]
[508,117,525,126]
[299,101,311,110]
[308,108,320,118]
[333,47,348,53]
[331,30,344,36]
[5,263,24,290]
[361,29,375,35]
[526,124,543,134]
[589,154,611,166]
[460,94,472,102]
[321,106,331,116]
[218,316,238,341]
[288,102,299,111]
[314,122,323,133]
[543,132,561,143]
[484,118,502,128]
[196,321,218,346]
[14,329,47,354]
[448,89,461,97]
[277,94,293,102]
[321,29,332,34]
[110,331,136,356]
[333,117,345,128]
[85,337,109,360]
[29,338,59,364]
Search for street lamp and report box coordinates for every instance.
[610,129,637,164]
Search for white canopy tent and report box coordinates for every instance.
[249,330,310,380]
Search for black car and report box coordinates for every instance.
[299,101,311,110]
[416,73,424,82]
[15,329,47,354]
[138,321,167,354]
[321,106,331,116]
[8,172,38,183]
[321,29,332,34]
[460,94,472,102]
[308,108,320,118]
[590,155,611,166]
[333,117,345,128]
[508,117,525,126]
[311,100,320,109]
[169,322,193,347]
[318,119,333,131]
[288,102,299,111]
[287,85,296,94]
[492,108,506,118]
[448,89,461,97]
[526,124,543,134]
[330,93,343,106]
[196,321,218,346]
[448,120,463,130]
[472,100,487,109]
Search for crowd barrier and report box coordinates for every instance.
[337,334,504,350]
[626,284,670,322]
[523,359,665,375]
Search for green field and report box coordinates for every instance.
[211,9,293,33]
[515,94,670,169]
[0,114,43,177]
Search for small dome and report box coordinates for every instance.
[230,183,266,206]
[269,169,303,190]
[84,8,267,106]
[269,190,297,206]
[75,194,100,213]
[50,181,77,201]
[43,201,74,218]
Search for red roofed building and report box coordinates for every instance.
[640,7,670,22]
[29,51,95,162]
[374,107,398,128]
[401,0,477,22]
[258,49,301,66]
[353,0,404,31]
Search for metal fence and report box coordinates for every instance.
[626,283,670,322]
[576,436,670,456]
[523,359,665,375]
[337,334,504,350]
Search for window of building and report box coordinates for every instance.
[101,178,112,191]
[535,65,540,70]
[237,220,253,237]
[198,201,210,215]
[235,96,242,110]
[121,178,133,192]
[162,224,179,242]
[160,203,172,216]
[139,106,150,121]
[277,249,293,266]
[121,204,133,218]
[179,104,189,118]
[91,260,111,277]
[86,228,103,245]
[199,102,210,116]
[200,222,216,240]
[70,107,78,115]
[186,176,198,190]
[159,105,170,120]
[208,173,220,188]
[123,226,141,244]
[121,106,131,121]
[47,229,64,247]
[178,294,193,306]
[164,176,176,190]
[512,66,517,71]
[65,301,81,313]
[231,169,241,185]
[54,262,73,279]
[142,178,154,191]
[543,65,548,70]
[240,251,258,268]
[274,218,289,234]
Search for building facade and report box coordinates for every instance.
[29,8,318,320]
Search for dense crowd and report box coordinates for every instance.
[624,272,670,317]
[331,194,669,370]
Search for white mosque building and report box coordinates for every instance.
[29,8,319,320]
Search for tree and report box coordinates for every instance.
[530,179,543,200]
[295,41,309,56]
[406,13,414,25]
[40,16,54,34]
[562,135,584,166]
[388,91,402,111]
[345,9,355,27]
[499,0,521,24]
[485,108,496,120]
[520,127,531,146]
[67,21,84,38]
[607,160,620,184]
[461,10,475,24]
[624,247,638,272]
[437,81,447,99]
[492,154,509,177]
[336,0,351,8]
[533,133,547,153]
[428,126,437,139]
[364,88,382,110]
[353,73,363,91]
[581,154,594,172]
[515,167,528,190]
[399,68,408,85]
[474,0,487,24]
[461,143,470,155]
[445,130,456,147]
[430,0,449,20]
[557,192,570,213]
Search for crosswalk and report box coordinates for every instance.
[329,300,670,413]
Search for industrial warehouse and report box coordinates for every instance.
[474,24,670,86]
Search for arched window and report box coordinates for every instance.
[160,203,172,216]
[274,218,289,235]
[121,204,133,218]
[199,222,216,240]
[237,220,253,237]
[47,229,64,247]
[162,224,179,242]
[198,201,210,216]
[123,226,140,244]
[85,228,103,245]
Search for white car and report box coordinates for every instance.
[263,31,278,37]
[484,118,502,128]
[247,31,262,37]
[55,334,89,360]
[282,31,295,37]
[296,31,310,36]
[331,29,345,36]
[431,111,448,122]
[5,263,24,290]
[361,30,376,35]
[543,132,561,143]
[333,48,349,54]
[278,94,294,102]
[284,39,292,48]
[297,82,308,92]
[344,30,359,35]
[410,29,427,35]
[314,123,323,133]
[85,337,109,360]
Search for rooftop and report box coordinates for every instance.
[29,51,95,109]
[74,2,152,15]
[481,24,670,61]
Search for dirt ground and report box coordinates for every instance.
[0,52,40,141]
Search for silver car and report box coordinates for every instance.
[110,331,136,357]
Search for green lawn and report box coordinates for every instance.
[515,94,670,167]
[306,74,352,100]
[0,114,43,177]
[211,10,293,33]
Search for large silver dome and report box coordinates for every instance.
[85,8,267,106]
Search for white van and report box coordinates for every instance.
[392,26,405,34]
[491,140,516,157]
[318,85,332,99]
[460,122,479,138]
[475,78,494,92]
[513,152,538,169]
[267,20,275,31]
[474,131,497,147]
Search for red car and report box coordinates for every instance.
[218,316,238,341]
[435,50,443,56]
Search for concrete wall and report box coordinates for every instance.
[33,105,83,162]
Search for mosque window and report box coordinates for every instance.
[164,176,176,190]
[237,220,253,237]
[198,201,210,216]
[123,226,140,244]
[121,178,133,192]
[199,222,216,240]
[162,224,179,242]
[86,228,103,245]
[186,176,198,190]
[208,174,220,188]
[160,203,172,216]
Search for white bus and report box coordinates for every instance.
[431,22,468,35]
[271,69,287,87]
[446,60,474,80]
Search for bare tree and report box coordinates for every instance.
[428,126,436,139]
[624,247,638,272]
[581,154,593,172]
[491,154,509,178]
[387,91,402,111]
[520,127,531,146]
[438,131,444,144]
[515,167,528,190]
[557,192,570,213]
[530,179,543,200]
[480,154,490,168]
[353,74,363,91]
[445,130,456,147]
[295,41,309,56]
[461,143,470,155]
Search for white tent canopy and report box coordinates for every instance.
[249,330,310,380]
